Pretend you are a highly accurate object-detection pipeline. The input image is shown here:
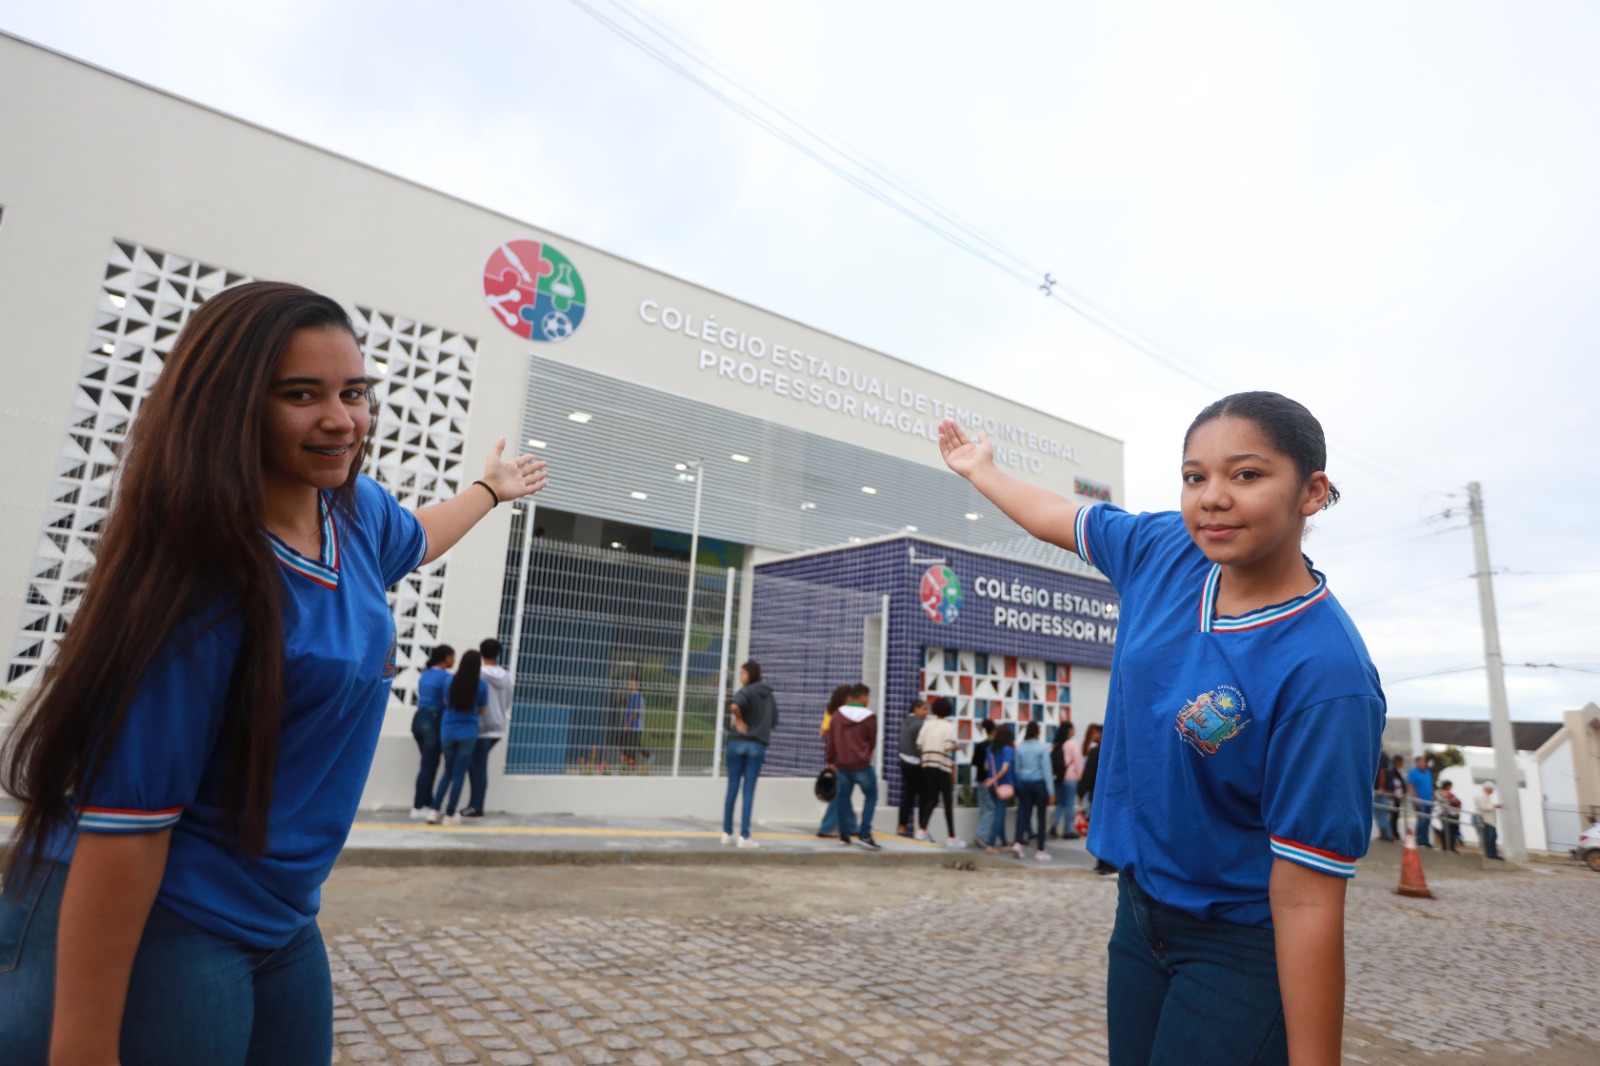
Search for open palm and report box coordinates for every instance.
[938,418,992,478]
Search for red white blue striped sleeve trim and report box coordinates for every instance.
[78,806,183,833]
[1073,505,1096,565]
[1270,834,1357,878]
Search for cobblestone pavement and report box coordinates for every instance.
[319,858,1600,1066]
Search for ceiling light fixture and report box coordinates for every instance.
[527,438,546,448]
[630,491,648,500]
[730,453,750,463]
[861,486,878,495]
[964,512,982,520]
[568,411,592,423]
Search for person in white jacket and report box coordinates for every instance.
[464,637,514,817]
[1475,783,1503,860]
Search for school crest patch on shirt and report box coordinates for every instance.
[1175,685,1248,756]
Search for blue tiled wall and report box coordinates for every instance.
[749,537,1120,813]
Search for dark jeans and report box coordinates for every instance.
[1016,779,1050,851]
[723,738,766,837]
[411,706,442,810]
[818,789,859,837]
[466,736,500,813]
[1481,823,1500,859]
[1412,799,1433,846]
[433,738,474,816]
[834,767,878,841]
[1052,779,1078,834]
[897,760,924,831]
[918,768,955,837]
[1107,870,1287,1065]
[0,861,333,1065]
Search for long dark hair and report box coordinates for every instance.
[993,724,1016,750]
[448,651,482,713]
[2,281,370,874]
[826,685,850,715]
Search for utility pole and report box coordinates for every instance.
[1467,482,1526,863]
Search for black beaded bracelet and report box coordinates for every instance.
[472,480,501,507]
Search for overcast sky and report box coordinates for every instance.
[4,1,1597,722]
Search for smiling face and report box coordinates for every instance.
[261,326,371,512]
[1180,415,1329,572]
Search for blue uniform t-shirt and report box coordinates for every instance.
[1074,504,1386,928]
[54,476,426,949]
[441,679,489,743]
[1407,766,1434,802]
[416,666,451,710]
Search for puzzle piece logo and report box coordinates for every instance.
[920,565,963,624]
[482,239,587,342]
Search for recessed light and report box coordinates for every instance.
[964,512,982,521]
[730,453,750,463]
[848,536,863,543]
[675,463,687,471]
[800,501,817,511]
[861,486,878,495]
[630,491,648,500]
[904,525,918,532]
[610,541,624,549]
[527,438,547,449]
[568,411,592,423]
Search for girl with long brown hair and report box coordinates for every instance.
[0,281,547,1064]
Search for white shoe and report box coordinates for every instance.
[721,832,736,846]
[915,829,932,843]
[737,836,760,849]
[425,809,440,825]
[945,838,966,849]
[409,806,429,820]
[442,814,461,826]
[1011,842,1025,857]
[1035,850,1051,862]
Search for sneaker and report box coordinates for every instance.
[721,832,736,846]
[425,809,440,825]
[840,836,855,846]
[1035,850,1051,862]
[856,836,882,851]
[914,829,932,843]
[441,814,461,826]
[1011,842,1025,857]
[944,838,966,849]
[737,836,760,849]
[1094,859,1118,876]
[815,831,832,838]
[409,806,430,821]
[459,808,483,819]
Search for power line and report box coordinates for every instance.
[567,0,1459,497]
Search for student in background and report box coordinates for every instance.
[978,723,1016,854]
[916,697,963,847]
[430,650,488,825]
[969,719,1002,849]
[1014,720,1054,861]
[463,638,512,818]
[411,644,455,819]
[1050,721,1082,840]
[722,661,778,848]
[827,683,881,851]
[816,685,855,839]
[896,699,929,837]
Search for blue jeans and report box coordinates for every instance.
[1052,780,1079,834]
[411,706,442,809]
[818,788,859,837]
[1481,823,1499,859]
[433,738,475,815]
[0,861,332,1065]
[978,789,1012,847]
[723,739,766,837]
[1373,795,1395,841]
[834,767,878,840]
[1015,779,1050,850]
[1412,799,1433,846]
[1107,869,1287,1066]
[466,736,501,813]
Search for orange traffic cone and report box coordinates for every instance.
[1395,827,1434,899]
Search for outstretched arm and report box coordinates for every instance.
[938,419,1081,554]
[415,436,548,564]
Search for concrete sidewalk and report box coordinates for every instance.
[0,799,1100,871]
[336,807,1100,870]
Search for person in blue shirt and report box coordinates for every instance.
[1013,721,1056,861]
[978,724,1016,854]
[411,644,455,819]
[1406,754,1436,847]
[0,281,548,1065]
[940,391,1385,1066]
[430,650,489,825]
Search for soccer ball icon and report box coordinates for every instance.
[540,311,574,340]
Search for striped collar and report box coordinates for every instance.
[267,494,340,589]
[1199,559,1328,634]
